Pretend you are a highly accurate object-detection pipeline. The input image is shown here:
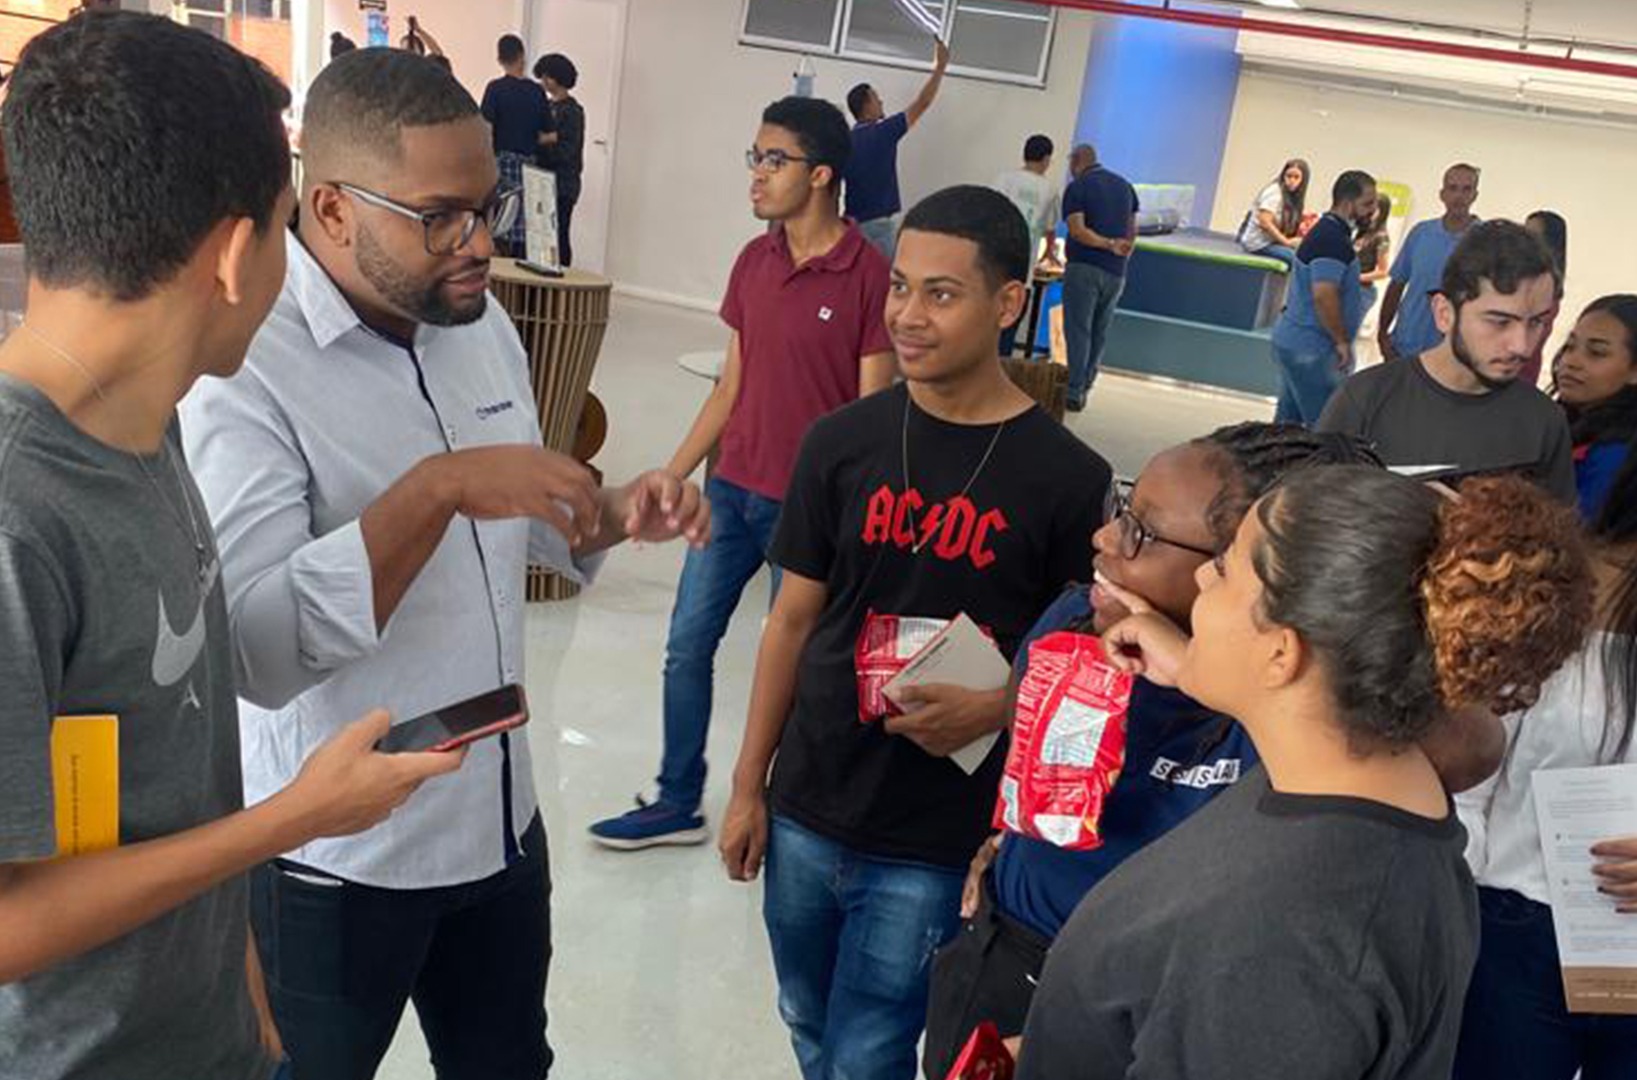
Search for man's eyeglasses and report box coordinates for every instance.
[1109,488,1218,562]
[332,182,522,256]
[745,148,812,173]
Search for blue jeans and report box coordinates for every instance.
[858,215,899,262]
[1454,887,1637,1080]
[658,476,782,811]
[763,815,965,1080]
[1271,341,1347,426]
[1062,262,1125,399]
[1252,243,1298,267]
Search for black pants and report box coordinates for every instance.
[921,874,1050,1080]
[251,815,553,1080]
[556,183,579,268]
[1454,887,1637,1079]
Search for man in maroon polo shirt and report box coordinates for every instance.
[591,95,896,848]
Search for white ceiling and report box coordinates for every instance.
[1253,1,1637,49]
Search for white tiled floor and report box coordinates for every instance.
[375,296,1267,1079]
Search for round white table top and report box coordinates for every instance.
[677,350,727,381]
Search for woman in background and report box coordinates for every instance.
[1553,295,1637,521]
[1238,158,1309,266]
[1522,209,1569,387]
[535,53,586,268]
[1455,455,1637,1080]
[1356,191,1394,316]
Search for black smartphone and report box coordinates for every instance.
[376,684,529,754]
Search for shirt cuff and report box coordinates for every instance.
[289,521,381,669]
[528,520,606,587]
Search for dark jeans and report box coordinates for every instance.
[556,190,578,268]
[1454,886,1637,1080]
[1062,262,1125,399]
[763,814,965,1080]
[657,476,783,811]
[921,874,1049,1080]
[251,815,552,1080]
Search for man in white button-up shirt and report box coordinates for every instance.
[180,51,707,1080]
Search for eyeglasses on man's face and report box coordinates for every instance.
[331,182,522,256]
[745,147,812,174]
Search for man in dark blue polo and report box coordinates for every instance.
[1060,144,1138,411]
[843,38,949,260]
[1270,169,1378,426]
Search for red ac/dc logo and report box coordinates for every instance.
[861,485,1010,569]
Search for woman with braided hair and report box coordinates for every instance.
[922,421,1386,1078]
[1018,466,1592,1080]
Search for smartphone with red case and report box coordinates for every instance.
[376,684,529,754]
[945,1021,1015,1080]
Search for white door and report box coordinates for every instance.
[530,0,627,274]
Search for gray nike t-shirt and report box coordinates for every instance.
[0,375,269,1080]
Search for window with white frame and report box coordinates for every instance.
[740,0,1055,88]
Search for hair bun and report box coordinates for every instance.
[1421,476,1593,714]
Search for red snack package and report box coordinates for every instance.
[853,611,953,724]
[993,631,1133,850]
[945,1021,1015,1080]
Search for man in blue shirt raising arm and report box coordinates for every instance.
[844,37,950,260]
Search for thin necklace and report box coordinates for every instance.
[901,390,1006,555]
[18,321,212,582]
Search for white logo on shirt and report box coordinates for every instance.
[1150,756,1242,788]
[818,306,834,322]
[152,558,219,687]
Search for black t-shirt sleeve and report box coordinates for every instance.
[772,423,840,582]
[1124,959,1379,1080]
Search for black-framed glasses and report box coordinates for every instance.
[745,147,811,173]
[332,182,522,256]
[1110,488,1218,562]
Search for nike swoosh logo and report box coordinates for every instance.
[152,558,220,687]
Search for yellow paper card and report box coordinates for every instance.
[51,715,119,857]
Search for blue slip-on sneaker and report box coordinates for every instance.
[589,796,709,851]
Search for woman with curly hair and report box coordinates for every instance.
[1016,468,1593,1080]
[1552,294,1637,520]
[1454,456,1637,1079]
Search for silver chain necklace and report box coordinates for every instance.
[901,391,1006,555]
[19,321,212,582]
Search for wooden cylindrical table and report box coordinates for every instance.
[488,260,613,602]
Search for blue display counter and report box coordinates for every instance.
[1120,229,1289,331]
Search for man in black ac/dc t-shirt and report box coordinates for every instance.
[719,186,1111,1080]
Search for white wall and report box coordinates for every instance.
[321,0,528,104]
[606,0,1094,308]
[1212,71,1637,348]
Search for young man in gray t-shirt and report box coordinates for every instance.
[0,16,457,1080]
[1319,220,1574,503]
